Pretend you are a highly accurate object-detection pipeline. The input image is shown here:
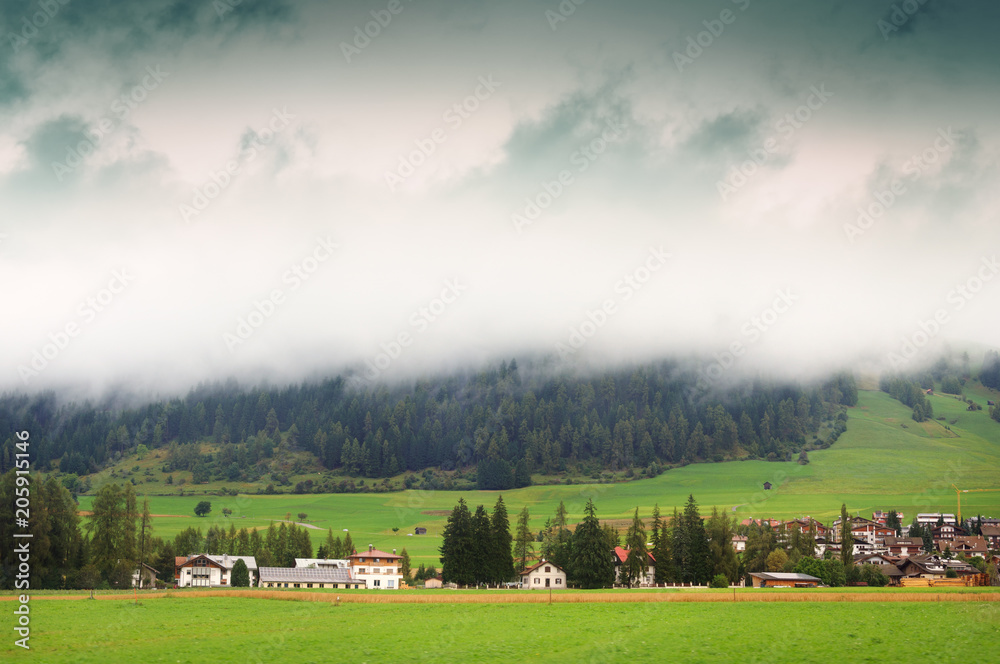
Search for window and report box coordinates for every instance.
[545,566,551,573]
[387,580,394,588]
[294,583,300,588]
[307,583,313,588]
[373,579,381,587]
[359,568,367,574]
[556,579,562,585]
[534,578,540,585]
[374,569,380,575]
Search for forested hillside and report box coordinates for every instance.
[0,360,858,490]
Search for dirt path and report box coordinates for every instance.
[5,590,997,604]
[276,520,324,530]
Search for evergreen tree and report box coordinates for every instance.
[705,506,738,583]
[439,498,474,585]
[513,506,534,573]
[571,499,615,589]
[489,495,514,584]
[623,508,648,588]
[231,558,250,587]
[471,504,491,584]
[839,504,854,569]
[675,494,710,584]
[652,507,676,583]
[400,548,411,581]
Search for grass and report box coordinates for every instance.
[4,595,998,663]
[77,388,1000,566]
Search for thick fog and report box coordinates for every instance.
[2,0,998,397]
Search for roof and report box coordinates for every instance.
[348,548,401,560]
[258,567,356,584]
[749,573,821,582]
[981,524,1000,536]
[520,559,565,576]
[175,556,188,567]
[294,558,349,568]
[885,537,923,547]
[180,554,259,570]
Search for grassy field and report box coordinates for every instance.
[77,387,1000,566]
[4,595,998,663]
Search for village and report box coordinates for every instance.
[158,510,1000,592]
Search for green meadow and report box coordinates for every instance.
[79,389,1000,566]
[5,596,998,663]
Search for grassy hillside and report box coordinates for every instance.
[78,387,1000,566]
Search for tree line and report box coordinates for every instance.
[0,360,860,490]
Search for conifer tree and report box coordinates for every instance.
[571,499,615,589]
[623,508,648,587]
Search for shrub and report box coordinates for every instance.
[709,574,729,588]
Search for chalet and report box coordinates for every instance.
[897,554,978,580]
[258,566,362,589]
[831,516,880,543]
[853,553,904,585]
[885,537,924,558]
[981,524,1000,549]
[851,522,895,548]
[294,558,349,569]
[612,546,655,587]
[731,535,747,552]
[414,527,427,535]
[176,554,258,587]
[949,536,988,557]
[132,562,159,589]
[763,482,772,490]
[520,559,566,589]
[348,545,403,589]
[749,572,820,588]
[782,518,828,538]
[931,522,964,544]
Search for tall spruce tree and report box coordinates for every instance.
[489,495,515,584]
[439,498,474,585]
[513,506,534,573]
[623,508,648,588]
[571,499,615,589]
[471,504,491,584]
[839,504,854,569]
[653,507,676,583]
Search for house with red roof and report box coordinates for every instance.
[348,544,403,589]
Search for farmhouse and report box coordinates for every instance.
[132,562,159,589]
[520,559,566,589]
[348,545,403,589]
[176,554,258,587]
[885,536,924,558]
[414,527,427,535]
[612,546,655,587]
[749,572,820,588]
[731,535,747,552]
[949,535,988,557]
[897,554,978,580]
[258,566,362,589]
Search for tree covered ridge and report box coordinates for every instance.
[0,360,858,486]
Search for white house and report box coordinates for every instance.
[176,554,258,587]
[520,559,566,589]
[348,545,403,589]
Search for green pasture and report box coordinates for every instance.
[4,596,998,663]
[78,388,1000,566]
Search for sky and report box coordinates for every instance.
[1,0,998,396]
